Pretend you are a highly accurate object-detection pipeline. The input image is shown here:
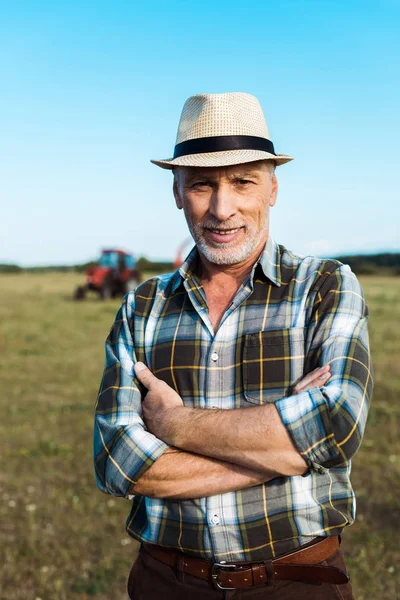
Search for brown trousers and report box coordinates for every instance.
[127,545,355,600]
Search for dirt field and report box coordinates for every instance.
[0,273,399,599]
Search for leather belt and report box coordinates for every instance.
[142,536,350,590]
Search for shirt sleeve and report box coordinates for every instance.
[275,264,373,470]
[93,292,170,497]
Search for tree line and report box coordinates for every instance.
[0,253,399,275]
[0,257,174,274]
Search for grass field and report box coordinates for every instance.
[0,273,399,599]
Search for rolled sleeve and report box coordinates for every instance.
[275,264,373,469]
[94,293,170,497]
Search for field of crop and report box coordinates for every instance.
[0,272,399,599]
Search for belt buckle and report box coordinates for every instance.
[211,561,237,590]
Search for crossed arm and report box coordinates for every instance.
[132,365,330,498]
[133,447,275,500]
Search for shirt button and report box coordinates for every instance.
[211,515,220,525]
[211,352,218,362]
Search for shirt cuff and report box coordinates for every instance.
[94,418,170,498]
[275,387,340,468]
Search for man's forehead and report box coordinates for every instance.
[177,161,269,180]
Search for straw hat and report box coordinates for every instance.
[151,92,293,169]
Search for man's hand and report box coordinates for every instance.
[292,365,331,394]
[134,361,185,443]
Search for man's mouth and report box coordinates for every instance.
[204,226,244,244]
[208,227,241,235]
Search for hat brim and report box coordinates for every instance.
[151,149,293,170]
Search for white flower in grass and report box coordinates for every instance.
[8,500,16,508]
[121,538,132,546]
[26,503,37,512]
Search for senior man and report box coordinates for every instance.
[94,93,372,599]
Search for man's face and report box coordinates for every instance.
[173,161,278,266]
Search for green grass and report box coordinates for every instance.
[0,273,399,599]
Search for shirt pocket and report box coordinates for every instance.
[242,327,305,404]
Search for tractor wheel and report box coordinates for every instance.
[125,278,139,294]
[100,280,113,300]
[74,285,86,300]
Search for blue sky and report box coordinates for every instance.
[1,0,399,265]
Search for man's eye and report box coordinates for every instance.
[191,182,210,189]
[236,179,252,185]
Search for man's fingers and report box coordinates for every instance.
[134,362,160,389]
[293,365,331,394]
[301,365,330,387]
[296,373,330,393]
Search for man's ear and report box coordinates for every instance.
[269,175,278,207]
[173,177,183,210]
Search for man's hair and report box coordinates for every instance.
[266,161,276,177]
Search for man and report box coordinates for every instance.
[94,93,372,599]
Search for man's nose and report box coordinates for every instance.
[209,184,237,221]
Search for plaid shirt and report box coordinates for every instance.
[94,236,373,561]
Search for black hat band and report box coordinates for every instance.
[173,135,276,159]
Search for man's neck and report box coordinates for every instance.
[194,239,268,332]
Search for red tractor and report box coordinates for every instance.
[74,249,141,300]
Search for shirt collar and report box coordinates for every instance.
[257,236,282,287]
[171,245,199,293]
[171,236,281,293]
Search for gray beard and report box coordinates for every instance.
[186,217,269,266]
